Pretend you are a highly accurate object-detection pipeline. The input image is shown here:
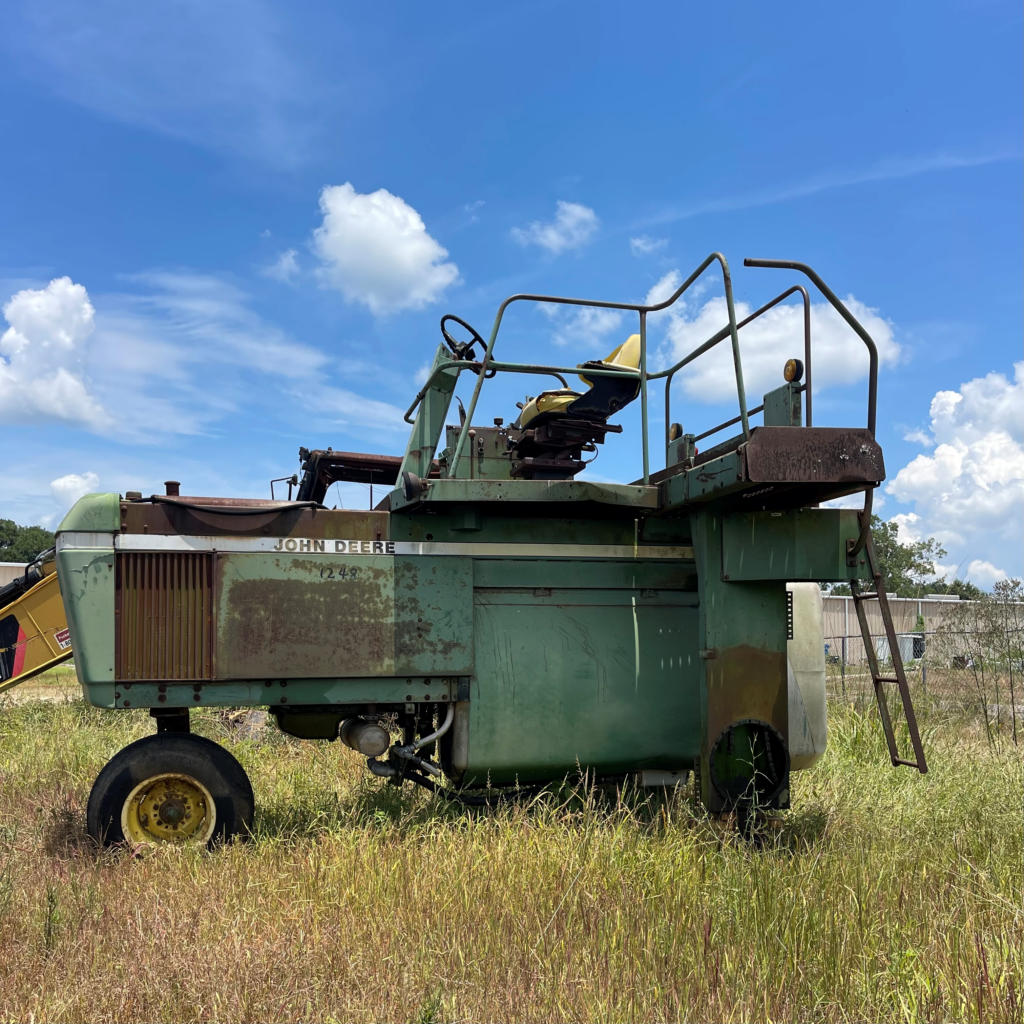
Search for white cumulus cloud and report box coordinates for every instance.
[964,560,1009,589]
[262,248,299,283]
[312,183,460,314]
[512,201,599,254]
[885,362,1024,579]
[548,306,625,350]
[0,277,109,428]
[650,270,900,403]
[50,471,100,509]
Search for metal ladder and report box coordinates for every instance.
[849,525,929,773]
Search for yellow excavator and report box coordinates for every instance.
[0,550,73,694]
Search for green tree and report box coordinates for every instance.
[867,515,948,596]
[0,520,56,563]
[830,515,985,598]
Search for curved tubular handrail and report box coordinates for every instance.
[447,252,744,482]
[403,360,570,423]
[743,258,877,436]
[659,284,812,449]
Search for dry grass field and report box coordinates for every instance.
[0,675,1020,1023]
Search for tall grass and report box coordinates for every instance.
[0,687,1020,1023]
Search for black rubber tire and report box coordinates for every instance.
[87,733,254,848]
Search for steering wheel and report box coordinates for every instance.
[440,314,486,360]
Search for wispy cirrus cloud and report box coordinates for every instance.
[636,150,1021,226]
[0,0,322,165]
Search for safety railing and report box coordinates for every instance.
[403,254,880,485]
[657,284,811,452]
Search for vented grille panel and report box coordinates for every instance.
[116,553,213,680]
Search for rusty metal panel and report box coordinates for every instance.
[121,502,389,540]
[394,557,474,675]
[215,553,473,679]
[216,554,394,678]
[116,552,212,680]
[745,426,884,484]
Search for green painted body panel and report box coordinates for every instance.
[56,492,121,533]
[762,383,802,427]
[721,509,865,582]
[390,477,659,513]
[472,559,696,591]
[55,544,116,705]
[390,512,652,545]
[399,343,458,480]
[467,586,701,784]
[440,425,514,480]
[662,451,746,505]
[216,553,473,678]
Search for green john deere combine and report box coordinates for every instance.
[52,254,926,847]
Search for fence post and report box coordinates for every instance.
[840,635,847,699]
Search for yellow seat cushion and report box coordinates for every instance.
[519,388,581,428]
[518,335,642,429]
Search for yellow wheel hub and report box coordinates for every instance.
[121,772,216,845]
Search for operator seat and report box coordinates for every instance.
[519,333,642,428]
[509,334,642,480]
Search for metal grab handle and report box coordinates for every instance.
[743,258,878,437]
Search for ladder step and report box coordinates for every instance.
[892,758,922,769]
[876,676,901,684]
[853,591,879,601]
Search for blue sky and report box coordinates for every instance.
[1,1,1021,584]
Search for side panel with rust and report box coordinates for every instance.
[394,556,473,675]
[215,553,473,679]
[691,509,789,812]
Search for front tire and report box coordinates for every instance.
[87,733,254,848]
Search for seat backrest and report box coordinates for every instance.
[577,333,641,388]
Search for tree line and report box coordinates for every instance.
[0,520,56,564]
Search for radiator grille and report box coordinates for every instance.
[116,553,213,680]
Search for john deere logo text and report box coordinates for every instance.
[271,538,396,554]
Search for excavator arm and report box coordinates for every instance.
[0,551,73,694]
